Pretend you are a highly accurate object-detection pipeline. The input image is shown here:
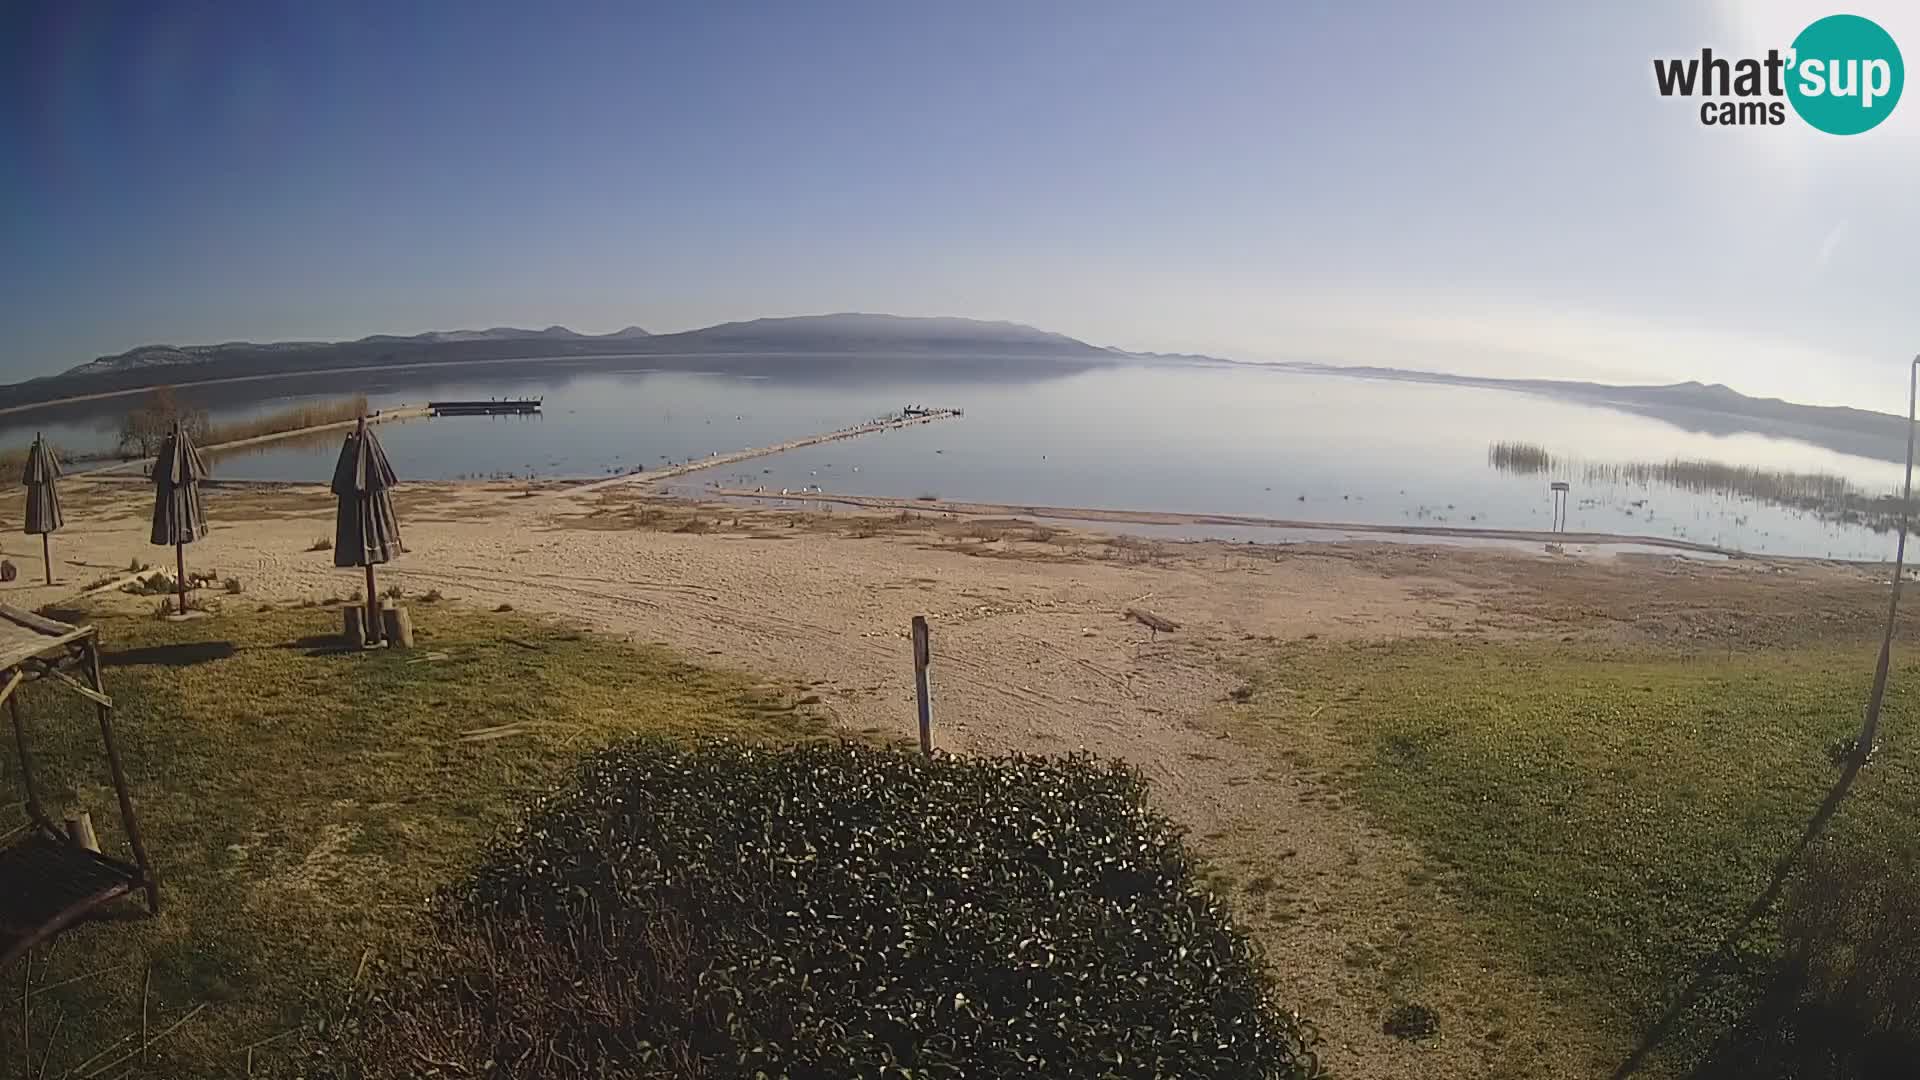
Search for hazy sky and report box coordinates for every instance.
[3,1,1915,409]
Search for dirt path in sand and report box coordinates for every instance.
[14,477,1898,1078]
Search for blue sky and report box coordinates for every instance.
[3,1,1915,409]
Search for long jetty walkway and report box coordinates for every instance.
[565,408,961,497]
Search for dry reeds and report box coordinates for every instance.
[1584,459,1854,505]
[1488,440,1917,533]
[1487,441,1560,475]
[0,395,372,472]
[204,395,370,446]
[0,441,52,475]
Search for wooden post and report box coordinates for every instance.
[64,810,99,853]
[88,636,158,913]
[364,564,382,645]
[380,605,414,649]
[912,615,933,755]
[7,693,48,830]
[175,541,186,614]
[343,606,366,646]
[41,533,51,586]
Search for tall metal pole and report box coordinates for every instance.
[1855,355,1920,761]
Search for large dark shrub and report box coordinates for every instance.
[334,741,1321,1078]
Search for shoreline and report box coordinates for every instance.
[699,486,1755,559]
[45,402,1887,564]
[65,462,1863,565]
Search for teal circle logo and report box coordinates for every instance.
[1787,14,1903,134]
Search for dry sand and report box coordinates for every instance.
[9,475,1899,1078]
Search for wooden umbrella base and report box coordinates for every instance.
[343,604,414,649]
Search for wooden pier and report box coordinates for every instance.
[564,407,962,496]
[430,398,542,416]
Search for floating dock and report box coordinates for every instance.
[430,399,542,416]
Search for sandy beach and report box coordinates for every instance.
[7,472,1904,1078]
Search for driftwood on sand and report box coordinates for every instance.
[1125,608,1179,636]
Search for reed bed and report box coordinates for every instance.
[0,442,52,475]
[1584,459,1856,506]
[1488,441,1916,533]
[0,440,121,474]
[1486,440,1561,475]
[203,394,369,445]
[0,395,374,473]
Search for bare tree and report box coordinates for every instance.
[118,388,210,456]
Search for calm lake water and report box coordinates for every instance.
[4,358,1907,560]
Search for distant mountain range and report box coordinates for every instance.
[1227,359,1912,464]
[0,314,1107,411]
[56,323,658,380]
[357,324,652,346]
[50,314,1093,383]
[2,312,1907,464]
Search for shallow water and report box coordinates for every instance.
[2,359,1905,560]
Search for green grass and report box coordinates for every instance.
[0,604,825,1077]
[1236,640,1920,1072]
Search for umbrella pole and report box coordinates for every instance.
[41,534,51,586]
[365,563,381,646]
[176,541,187,615]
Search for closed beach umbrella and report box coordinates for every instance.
[150,420,209,614]
[332,417,403,643]
[21,433,63,585]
